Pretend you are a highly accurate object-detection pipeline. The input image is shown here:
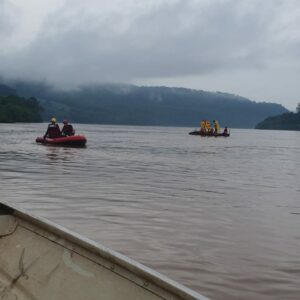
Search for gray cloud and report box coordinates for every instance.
[0,1,18,37]
[1,0,300,109]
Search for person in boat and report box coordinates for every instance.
[213,120,220,134]
[200,120,206,134]
[205,120,211,133]
[44,117,61,139]
[223,126,228,135]
[61,120,75,136]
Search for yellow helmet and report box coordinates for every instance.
[51,117,57,123]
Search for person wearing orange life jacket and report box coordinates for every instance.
[44,117,61,139]
[61,120,75,136]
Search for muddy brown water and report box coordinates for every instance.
[1,123,300,299]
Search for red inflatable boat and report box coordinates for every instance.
[36,135,87,147]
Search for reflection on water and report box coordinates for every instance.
[45,145,82,161]
[1,123,300,300]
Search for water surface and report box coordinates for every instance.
[1,123,300,299]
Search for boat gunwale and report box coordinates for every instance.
[0,202,208,300]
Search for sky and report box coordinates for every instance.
[1,0,300,110]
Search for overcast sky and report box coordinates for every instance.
[1,0,300,109]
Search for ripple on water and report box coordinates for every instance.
[1,124,300,300]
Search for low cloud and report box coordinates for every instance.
[1,0,300,108]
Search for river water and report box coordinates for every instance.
[1,123,300,299]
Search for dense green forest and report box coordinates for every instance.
[0,81,288,128]
[0,95,43,123]
[255,104,300,130]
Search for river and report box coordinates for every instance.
[1,123,300,299]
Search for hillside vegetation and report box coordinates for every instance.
[256,104,300,130]
[1,81,288,128]
[0,95,43,123]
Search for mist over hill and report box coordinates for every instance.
[1,80,288,128]
[0,84,16,96]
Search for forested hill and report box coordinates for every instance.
[256,110,300,131]
[0,83,16,96]
[1,81,288,128]
[0,95,43,123]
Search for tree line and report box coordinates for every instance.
[0,81,289,128]
[0,95,43,123]
[255,103,300,131]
